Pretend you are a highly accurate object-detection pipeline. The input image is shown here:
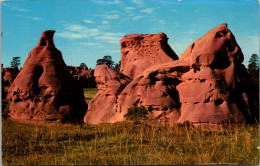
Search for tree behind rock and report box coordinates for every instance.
[10,57,21,70]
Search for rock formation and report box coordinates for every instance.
[85,24,258,125]
[2,68,19,86]
[120,32,178,79]
[177,24,258,124]
[67,66,96,88]
[84,65,131,124]
[7,30,87,123]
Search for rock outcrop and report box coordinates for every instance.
[120,32,178,79]
[84,65,131,124]
[85,24,258,125]
[177,24,258,124]
[67,66,96,88]
[2,68,19,86]
[7,30,87,123]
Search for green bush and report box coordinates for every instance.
[124,106,148,122]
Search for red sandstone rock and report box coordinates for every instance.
[120,32,178,79]
[7,30,87,123]
[2,68,19,86]
[84,24,258,125]
[176,24,258,124]
[84,65,131,124]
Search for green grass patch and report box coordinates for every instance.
[83,88,98,104]
[2,120,259,165]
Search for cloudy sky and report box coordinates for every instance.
[1,0,259,69]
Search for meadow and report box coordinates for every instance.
[2,88,259,165]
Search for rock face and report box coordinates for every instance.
[85,24,258,125]
[67,66,96,88]
[177,24,258,124]
[120,32,178,79]
[7,30,87,123]
[2,68,19,86]
[84,65,131,124]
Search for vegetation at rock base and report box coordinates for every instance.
[2,119,259,165]
[124,105,148,123]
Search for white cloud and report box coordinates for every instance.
[140,8,155,14]
[93,0,122,4]
[95,32,125,44]
[56,24,124,44]
[178,0,182,1]
[107,50,121,53]
[18,15,43,20]
[80,42,101,46]
[102,20,109,24]
[125,7,135,13]
[103,14,120,19]
[132,15,144,20]
[185,30,199,34]
[56,24,101,39]
[131,0,144,4]
[158,20,166,24]
[82,19,95,24]
[2,3,29,12]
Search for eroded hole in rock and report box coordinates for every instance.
[216,32,223,38]
[149,71,159,85]
[190,43,195,53]
[210,52,231,69]
[163,77,181,86]
[214,98,224,105]
[40,39,47,46]
[33,65,44,95]
[226,40,235,52]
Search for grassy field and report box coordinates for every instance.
[83,88,98,104]
[2,120,259,165]
[2,88,259,165]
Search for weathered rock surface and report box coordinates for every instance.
[7,30,87,123]
[67,66,96,88]
[177,23,258,124]
[84,65,131,124]
[85,24,258,125]
[120,32,178,79]
[2,68,19,86]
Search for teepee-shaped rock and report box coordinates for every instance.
[7,30,87,123]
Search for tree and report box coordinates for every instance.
[80,63,87,69]
[114,60,121,71]
[10,57,21,70]
[248,54,259,77]
[248,54,259,89]
[96,55,114,68]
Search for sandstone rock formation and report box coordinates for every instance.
[85,24,258,125]
[7,30,87,123]
[84,65,131,124]
[177,23,258,124]
[120,32,178,79]
[67,66,96,88]
[2,68,19,86]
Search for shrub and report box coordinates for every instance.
[124,106,148,123]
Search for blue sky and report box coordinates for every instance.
[1,0,259,69]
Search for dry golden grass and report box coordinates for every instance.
[2,119,259,165]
